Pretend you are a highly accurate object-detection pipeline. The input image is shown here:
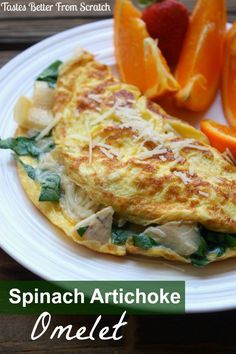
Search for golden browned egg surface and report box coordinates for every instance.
[53,52,236,234]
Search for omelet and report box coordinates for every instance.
[2,50,236,266]
[54,51,236,233]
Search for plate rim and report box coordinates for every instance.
[0,19,235,314]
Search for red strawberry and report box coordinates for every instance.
[142,0,189,68]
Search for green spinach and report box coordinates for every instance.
[111,226,158,250]
[112,223,236,265]
[225,235,236,248]
[190,225,236,266]
[77,226,89,237]
[133,233,158,250]
[193,235,208,258]
[138,0,155,6]
[36,60,62,88]
[189,255,209,267]
[111,227,131,245]
[17,157,61,202]
[0,136,54,158]
[38,172,61,202]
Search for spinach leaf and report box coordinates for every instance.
[190,225,236,266]
[111,227,131,245]
[198,225,224,245]
[17,157,61,202]
[18,159,37,180]
[0,136,54,158]
[194,235,208,258]
[225,235,236,248]
[0,137,41,157]
[190,236,209,266]
[111,222,236,263]
[189,255,209,267]
[36,60,62,88]
[39,172,61,202]
[133,233,158,250]
[199,225,236,250]
[138,0,155,6]
[77,226,89,237]
[111,225,158,249]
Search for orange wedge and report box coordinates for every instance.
[114,0,147,91]
[114,0,179,99]
[144,38,180,99]
[222,22,236,127]
[175,0,226,112]
[200,119,236,157]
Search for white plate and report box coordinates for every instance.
[0,19,234,313]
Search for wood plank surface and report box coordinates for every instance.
[0,18,98,45]
[0,50,20,67]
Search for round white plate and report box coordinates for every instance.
[0,19,234,313]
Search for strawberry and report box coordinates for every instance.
[142,0,189,68]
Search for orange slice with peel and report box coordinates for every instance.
[174,0,226,112]
[144,38,180,99]
[114,0,148,91]
[221,22,236,127]
[114,0,179,99]
[200,119,236,157]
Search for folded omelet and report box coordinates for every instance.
[54,52,236,232]
[3,50,236,266]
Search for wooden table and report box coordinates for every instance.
[0,1,236,352]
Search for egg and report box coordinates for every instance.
[15,50,236,264]
[54,51,236,234]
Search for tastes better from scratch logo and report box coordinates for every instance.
[0,1,112,13]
